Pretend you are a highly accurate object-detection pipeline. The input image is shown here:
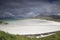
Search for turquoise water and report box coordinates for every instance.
[0,18,32,21]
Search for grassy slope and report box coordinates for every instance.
[0,31,60,40]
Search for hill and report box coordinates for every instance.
[33,14,60,22]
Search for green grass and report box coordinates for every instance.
[0,31,60,40]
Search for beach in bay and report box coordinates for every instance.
[0,19,60,35]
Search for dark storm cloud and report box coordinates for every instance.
[0,0,60,19]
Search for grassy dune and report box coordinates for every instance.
[0,31,60,40]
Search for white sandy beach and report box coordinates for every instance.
[0,19,60,35]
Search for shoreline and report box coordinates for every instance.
[0,18,60,35]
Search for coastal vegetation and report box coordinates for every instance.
[0,21,8,25]
[0,21,3,24]
[0,31,60,40]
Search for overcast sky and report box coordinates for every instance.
[0,0,60,19]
